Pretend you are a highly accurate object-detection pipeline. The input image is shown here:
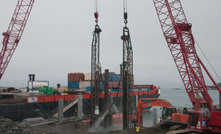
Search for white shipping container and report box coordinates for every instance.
[85,73,92,81]
[28,81,49,89]
[79,81,91,89]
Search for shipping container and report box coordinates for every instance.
[108,81,120,89]
[109,74,120,81]
[84,73,91,81]
[28,81,49,91]
[47,87,54,95]
[86,84,104,92]
[79,81,91,89]
[86,87,92,92]
[84,82,104,91]
[68,73,84,82]
[110,89,122,92]
[68,81,79,89]
[38,87,54,95]
[132,85,149,89]
[100,82,104,89]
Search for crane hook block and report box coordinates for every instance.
[94,12,99,23]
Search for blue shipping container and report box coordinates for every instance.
[86,87,92,92]
[110,89,122,92]
[68,81,79,89]
[109,74,120,81]
[86,87,103,92]
[100,82,104,89]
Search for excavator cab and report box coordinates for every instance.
[162,107,177,120]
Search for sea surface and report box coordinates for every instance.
[142,88,220,127]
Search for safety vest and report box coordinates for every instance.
[158,118,162,123]
[136,126,140,133]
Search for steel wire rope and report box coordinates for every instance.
[195,39,221,82]
[123,0,127,13]
[94,0,98,12]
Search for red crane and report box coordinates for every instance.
[153,0,221,132]
[0,0,35,80]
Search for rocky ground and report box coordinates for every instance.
[0,116,31,134]
[0,116,168,134]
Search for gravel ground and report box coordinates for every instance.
[27,123,168,134]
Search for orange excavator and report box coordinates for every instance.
[136,98,189,127]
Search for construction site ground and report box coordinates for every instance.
[28,123,168,134]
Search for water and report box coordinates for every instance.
[142,88,220,127]
[88,111,108,132]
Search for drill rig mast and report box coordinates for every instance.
[91,5,102,115]
[0,0,35,80]
[121,0,133,129]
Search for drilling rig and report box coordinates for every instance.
[91,4,102,115]
[121,0,134,129]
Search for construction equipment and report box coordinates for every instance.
[0,0,35,80]
[91,0,102,115]
[135,98,193,129]
[121,0,134,130]
[153,0,221,132]
[136,98,174,127]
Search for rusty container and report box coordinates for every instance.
[68,73,85,82]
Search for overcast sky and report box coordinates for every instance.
[0,0,221,89]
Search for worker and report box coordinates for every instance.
[158,117,162,123]
[136,126,140,133]
[133,123,137,133]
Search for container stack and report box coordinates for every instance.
[85,82,104,92]
[68,73,84,89]
[67,72,134,91]
[108,74,120,89]
[79,73,91,90]
[108,74,134,89]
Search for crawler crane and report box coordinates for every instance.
[153,0,221,132]
[0,0,35,80]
